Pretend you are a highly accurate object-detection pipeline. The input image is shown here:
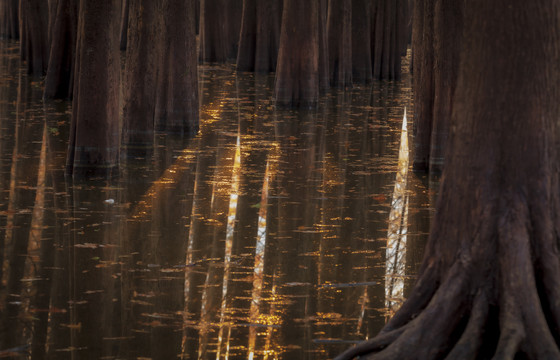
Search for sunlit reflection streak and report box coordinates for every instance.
[22,123,47,293]
[248,159,273,360]
[385,109,409,316]
[182,149,203,357]
[356,287,368,336]
[215,135,241,360]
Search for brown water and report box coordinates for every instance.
[0,39,437,359]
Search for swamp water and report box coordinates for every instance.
[0,40,436,359]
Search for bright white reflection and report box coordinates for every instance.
[216,135,242,360]
[385,109,410,315]
[248,159,272,360]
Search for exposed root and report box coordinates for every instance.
[381,262,440,333]
[332,327,407,360]
[336,199,560,359]
[444,290,489,360]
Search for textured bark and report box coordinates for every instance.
[275,0,320,108]
[352,0,372,83]
[327,0,352,87]
[236,0,282,73]
[19,0,50,75]
[199,0,242,63]
[43,0,78,99]
[411,0,434,171]
[336,1,560,359]
[121,0,160,155]
[67,0,121,177]
[0,0,19,39]
[154,0,199,136]
[428,1,462,173]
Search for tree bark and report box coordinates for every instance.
[0,0,19,39]
[236,0,282,73]
[199,0,242,63]
[428,0,462,173]
[275,0,320,108]
[352,0,373,83]
[121,0,160,155]
[67,0,121,177]
[19,0,50,76]
[154,0,199,136]
[327,0,352,87]
[336,1,560,359]
[43,0,78,99]
[411,0,434,171]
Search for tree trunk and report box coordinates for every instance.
[43,0,78,99]
[67,0,121,177]
[275,0,320,108]
[0,0,19,39]
[327,0,352,87]
[19,0,50,76]
[336,1,560,359]
[428,0,462,173]
[199,0,242,63]
[154,0,199,136]
[236,0,283,73]
[352,0,373,83]
[121,0,160,156]
[411,0,434,171]
[119,0,129,50]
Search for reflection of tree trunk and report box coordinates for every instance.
[273,109,322,358]
[0,42,19,291]
[68,181,121,358]
[26,124,53,359]
[0,71,44,349]
[42,101,73,358]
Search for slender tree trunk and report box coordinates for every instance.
[236,0,283,73]
[19,0,50,76]
[352,0,373,83]
[121,0,160,155]
[199,0,242,63]
[67,0,121,177]
[275,0,320,108]
[0,0,20,39]
[327,0,352,87]
[154,0,199,136]
[119,0,129,50]
[336,1,560,359]
[43,0,78,99]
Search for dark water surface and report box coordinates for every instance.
[0,39,437,359]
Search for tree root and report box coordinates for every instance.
[335,199,560,359]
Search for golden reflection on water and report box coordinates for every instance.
[0,48,435,359]
[385,110,409,316]
[216,134,242,359]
